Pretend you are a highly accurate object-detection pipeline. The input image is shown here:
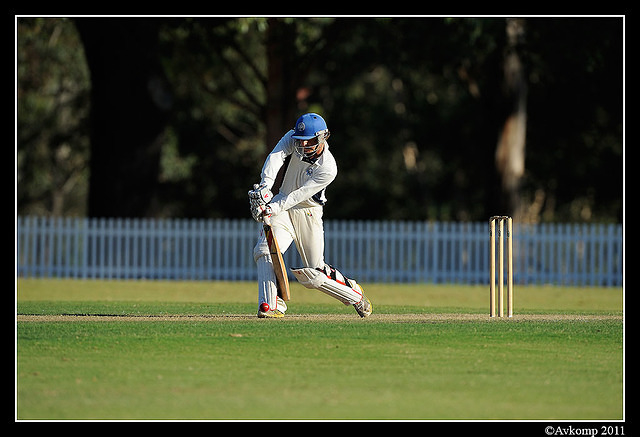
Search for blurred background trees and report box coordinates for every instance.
[16,16,623,223]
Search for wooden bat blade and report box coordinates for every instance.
[263,222,290,301]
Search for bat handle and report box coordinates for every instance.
[263,215,272,226]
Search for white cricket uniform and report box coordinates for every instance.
[253,130,361,313]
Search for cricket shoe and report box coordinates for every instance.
[257,302,285,318]
[353,293,372,318]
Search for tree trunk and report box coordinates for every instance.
[495,18,527,220]
[265,19,299,192]
[74,18,172,218]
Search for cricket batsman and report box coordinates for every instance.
[249,113,373,319]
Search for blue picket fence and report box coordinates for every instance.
[16,216,623,286]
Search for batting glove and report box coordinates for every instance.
[250,203,275,222]
[248,183,273,206]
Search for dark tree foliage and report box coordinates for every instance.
[17,17,623,223]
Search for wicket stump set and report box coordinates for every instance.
[489,216,513,317]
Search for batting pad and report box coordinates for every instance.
[291,266,363,305]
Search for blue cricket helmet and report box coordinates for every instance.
[291,113,329,140]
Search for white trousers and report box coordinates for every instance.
[253,206,325,312]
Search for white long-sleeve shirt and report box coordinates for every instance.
[260,129,337,212]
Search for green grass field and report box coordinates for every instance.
[16,279,624,421]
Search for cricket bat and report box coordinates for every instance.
[263,216,290,301]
